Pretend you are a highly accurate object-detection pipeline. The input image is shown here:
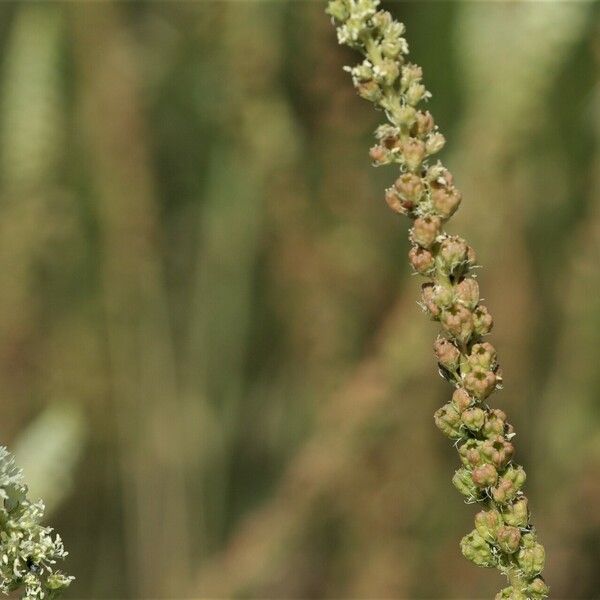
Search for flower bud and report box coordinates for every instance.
[459,439,483,468]
[474,509,502,542]
[441,305,473,344]
[325,0,350,22]
[481,436,514,469]
[434,402,462,439]
[471,463,498,488]
[408,246,435,275]
[452,467,479,499]
[400,63,423,91]
[463,368,496,400]
[496,525,521,554]
[385,188,411,215]
[495,586,526,600]
[381,37,405,60]
[502,497,529,528]
[412,111,434,136]
[357,80,382,102]
[517,533,545,577]
[483,409,508,438]
[431,186,461,219]
[452,388,472,412]
[395,105,417,129]
[400,137,426,171]
[461,407,485,432]
[425,132,446,156]
[455,278,480,310]
[394,172,424,204]
[492,465,526,504]
[473,305,493,336]
[460,530,496,568]
[406,82,428,106]
[410,215,441,248]
[434,338,460,371]
[527,577,549,599]
[437,236,469,274]
[468,342,497,370]
[369,145,391,166]
[421,283,440,318]
[426,162,454,187]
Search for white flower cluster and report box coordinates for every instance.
[0,447,73,600]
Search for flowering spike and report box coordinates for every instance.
[326,1,547,596]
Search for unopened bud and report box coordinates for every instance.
[434,338,460,371]
[452,388,472,412]
[357,80,382,102]
[463,368,496,400]
[473,305,493,336]
[483,409,508,438]
[472,463,498,488]
[481,436,514,469]
[425,132,446,156]
[413,111,435,136]
[502,497,529,528]
[421,283,440,318]
[406,82,428,106]
[395,105,417,128]
[408,246,435,275]
[400,137,426,171]
[452,467,479,499]
[431,186,461,219]
[385,188,411,215]
[394,172,424,203]
[455,278,480,310]
[434,401,462,439]
[492,465,526,504]
[437,236,469,274]
[400,63,423,91]
[426,161,454,187]
[496,525,521,554]
[410,215,441,248]
[460,530,496,568]
[325,0,350,22]
[441,305,473,344]
[527,577,550,599]
[474,509,502,542]
[496,587,527,600]
[517,533,545,578]
[468,342,497,370]
[459,439,483,468]
[461,407,485,432]
[369,145,391,166]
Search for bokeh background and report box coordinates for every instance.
[0,1,599,598]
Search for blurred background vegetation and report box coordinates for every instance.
[0,1,599,598]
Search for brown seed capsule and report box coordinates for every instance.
[463,368,496,400]
[394,172,424,204]
[472,463,498,488]
[410,215,441,248]
[408,246,435,274]
[459,439,483,468]
[481,436,514,469]
[357,80,382,102]
[455,278,480,309]
[475,509,502,542]
[434,338,460,371]
[492,466,526,504]
[369,145,389,165]
[437,236,469,273]
[483,409,508,438]
[473,305,494,336]
[441,304,473,344]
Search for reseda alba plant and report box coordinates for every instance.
[326,1,547,598]
[0,446,72,599]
